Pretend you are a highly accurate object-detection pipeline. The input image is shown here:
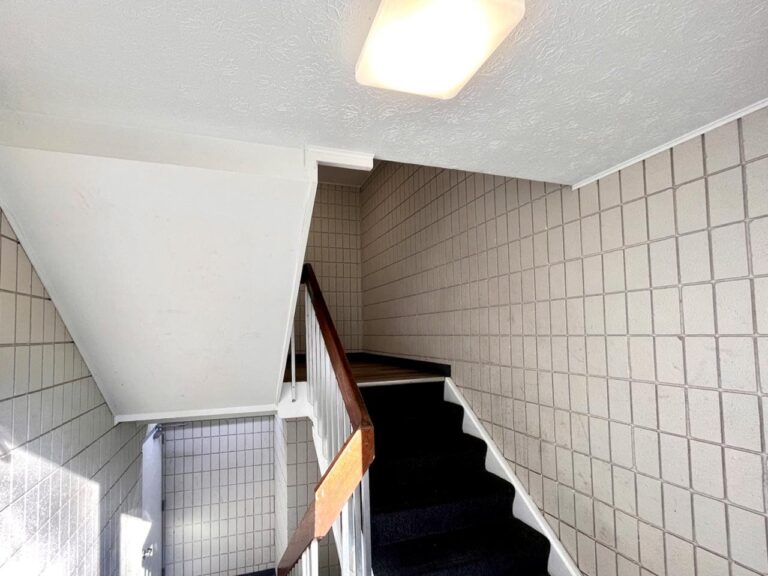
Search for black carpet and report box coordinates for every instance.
[361,382,551,576]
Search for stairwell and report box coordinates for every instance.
[276,264,578,576]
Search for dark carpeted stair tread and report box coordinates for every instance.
[369,461,491,498]
[370,433,488,480]
[371,475,516,546]
[371,519,551,576]
[369,465,511,507]
[371,468,513,513]
[361,382,446,412]
[366,400,465,432]
[371,425,469,458]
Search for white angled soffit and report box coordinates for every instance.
[0,113,368,423]
[0,108,307,177]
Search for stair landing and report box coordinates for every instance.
[284,352,449,386]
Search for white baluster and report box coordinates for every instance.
[353,484,362,574]
[310,538,319,576]
[341,497,350,575]
[361,471,372,576]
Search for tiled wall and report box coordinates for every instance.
[282,418,340,576]
[0,213,144,576]
[295,183,362,354]
[162,417,275,576]
[361,108,768,576]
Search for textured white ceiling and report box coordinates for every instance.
[1,0,767,184]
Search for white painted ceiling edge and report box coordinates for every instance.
[571,96,768,190]
[0,111,372,423]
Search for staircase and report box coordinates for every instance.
[361,382,551,576]
[277,265,576,576]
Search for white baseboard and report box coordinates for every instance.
[114,403,276,423]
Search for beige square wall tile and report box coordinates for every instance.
[660,433,689,487]
[746,156,768,217]
[750,216,768,274]
[708,167,745,226]
[675,180,708,234]
[648,189,675,239]
[621,162,645,202]
[678,232,711,283]
[688,388,722,442]
[673,137,704,184]
[722,392,761,450]
[693,495,728,555]
[645,151,673,193]
[742,107,768,161]
[682,284,715,334]
[718,337,756,392]
[711,223,748,280]
[724,448,765,512]
[715,280,753,335]
[685,337,718,388]
[690,440,724,498]
[705,121,740,173]
[729,506,768,573]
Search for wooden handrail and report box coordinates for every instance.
[277,263,375,576]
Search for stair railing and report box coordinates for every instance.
[278,263,375,576]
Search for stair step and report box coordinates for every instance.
[370,433,488,487]
[361,382,446,414]
[372,468,514,512]
[371,519,551,576]
[370,403,467,454]
[367,398,464,429]
[371,472,515,546]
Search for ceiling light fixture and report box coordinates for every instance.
[355,0,525,100]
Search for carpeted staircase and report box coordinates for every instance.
[361,382,552,576]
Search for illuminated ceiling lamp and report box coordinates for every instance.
[355,0,525,100]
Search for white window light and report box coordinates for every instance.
[355,0,525,100]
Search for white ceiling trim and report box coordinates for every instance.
[114,404,277,424]
[571,96,768,190]
[305,145,374,172]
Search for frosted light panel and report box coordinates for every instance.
[355,0,525,99]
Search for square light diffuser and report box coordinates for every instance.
[355,0,525,99]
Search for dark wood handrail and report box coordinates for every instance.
[277,263,375,576]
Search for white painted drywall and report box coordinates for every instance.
[0,142,315,421]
